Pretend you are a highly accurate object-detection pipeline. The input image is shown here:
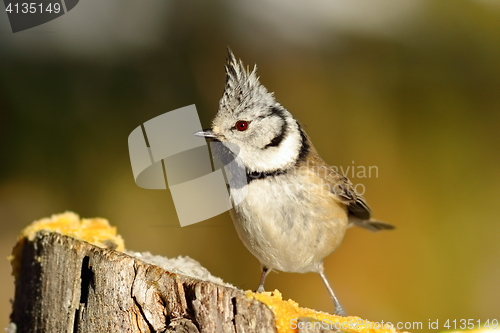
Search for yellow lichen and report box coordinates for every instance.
[9,212,125,276]
[247,290,404,333]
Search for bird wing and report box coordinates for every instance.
[326,169,372,220]
[297,130,394,231]
[325,168,395,231]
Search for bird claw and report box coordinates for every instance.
[334,305,347,317]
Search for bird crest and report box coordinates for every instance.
[219,48,276,118]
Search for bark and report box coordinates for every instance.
[10,231,276,333]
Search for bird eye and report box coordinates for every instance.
[235,120,249,131]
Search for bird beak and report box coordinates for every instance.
[194,128,219,140]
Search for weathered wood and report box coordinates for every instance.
[10,231,277,333]
[10,230,356,333]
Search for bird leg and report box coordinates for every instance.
[318,265,347,316]
[256,266,270,292]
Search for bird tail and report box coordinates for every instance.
[348,217,395,232]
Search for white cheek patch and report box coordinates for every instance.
[238,122,302,173]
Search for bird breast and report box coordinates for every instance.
[229,170,348,273]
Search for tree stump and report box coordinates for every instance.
[10,231,276,333]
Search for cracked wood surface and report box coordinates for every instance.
[10,231,276,333]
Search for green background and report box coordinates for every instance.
[1,1,499,331]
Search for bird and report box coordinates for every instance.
[195,48,394,316]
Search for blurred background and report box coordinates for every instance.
[1,0,499,331]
